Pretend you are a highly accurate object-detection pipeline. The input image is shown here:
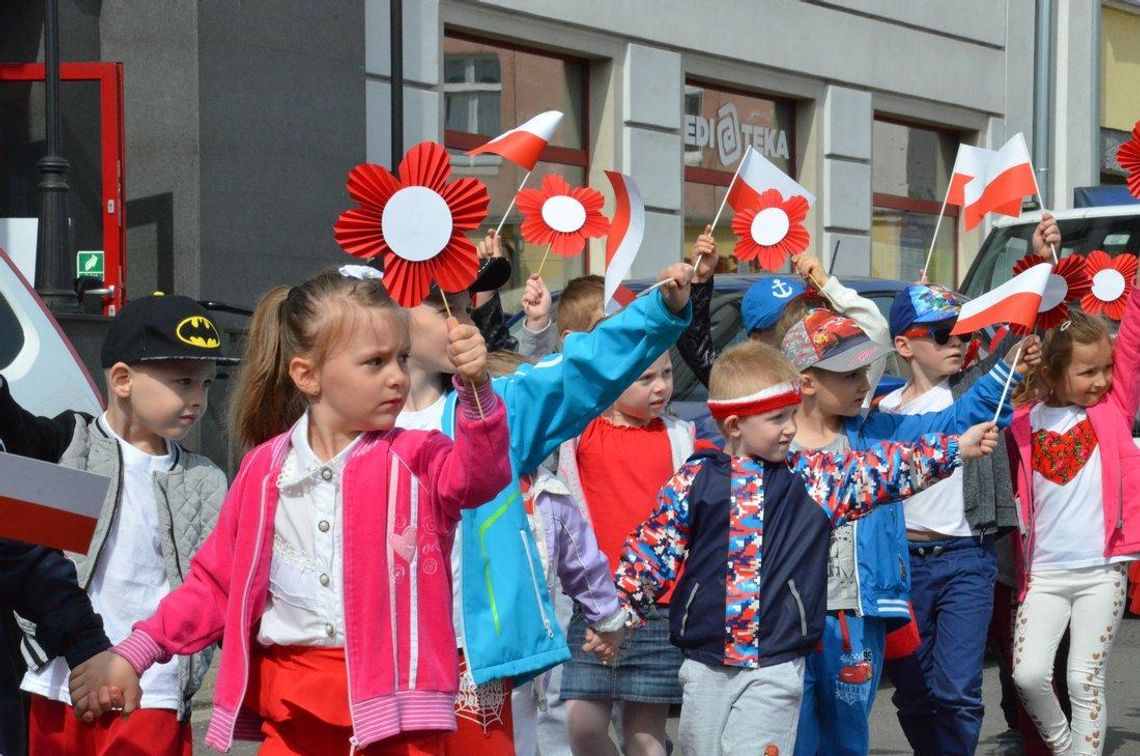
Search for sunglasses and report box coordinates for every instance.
[901,325,973,346]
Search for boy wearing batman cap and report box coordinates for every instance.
[0,293,236,754]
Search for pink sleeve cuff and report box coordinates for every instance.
[452,375,500,421]
[112,629,164,677]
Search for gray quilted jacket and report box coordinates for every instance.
[18,414,226,720]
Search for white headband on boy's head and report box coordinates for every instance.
[706,381,802,420]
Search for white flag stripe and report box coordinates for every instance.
[603,171,645,313]
[0,453,110,518]
[952,144,994,179]
[738,147,817,205]
[483,110,562,146]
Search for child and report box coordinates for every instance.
[0,292,233,755]
[782,307,1037,755]
[877,225,1052,753]
[69,267,513,754]
[396,265,693,754]
[614,341,998,756]
[483,352,628,756]
[557,349,695,756]
[1006,274,1140,755]
[0,538,112,756]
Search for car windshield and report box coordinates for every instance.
[961,214,1140,299]
[0,296,24,370]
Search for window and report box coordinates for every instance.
[871,118,959,285]
[444,33,588,296]
[682,80,797,271]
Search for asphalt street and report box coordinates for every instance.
[192,614,1140,754]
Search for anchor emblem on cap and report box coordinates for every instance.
[771,278,794,298]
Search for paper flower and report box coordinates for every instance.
[516,174,610,256]
[333,141,490,307]
[730,188,810,271]
[1008,254,1090,333]
[1082,250,1137,321]
[1116,121,1140,200]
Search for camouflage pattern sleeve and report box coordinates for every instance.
[789,433,961,525]
[612,461,702,626]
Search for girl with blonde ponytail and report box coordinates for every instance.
[71,266,511,754]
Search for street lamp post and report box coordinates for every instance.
[34,0,77,312]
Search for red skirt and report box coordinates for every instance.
[246,644,445,755]
[28,694,192,756]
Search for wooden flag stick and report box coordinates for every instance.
[535,242,554,280]
[1027,168,1059,264]
[709,145,753,233]
[438,293,486,419]
[494,170,532,239]
[992,340,1023,424]
[920,183,952,281]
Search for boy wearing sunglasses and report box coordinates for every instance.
[878,248,1051,755]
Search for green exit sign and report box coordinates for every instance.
[76,250,104,280]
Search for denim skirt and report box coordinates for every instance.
[560,604,684,704]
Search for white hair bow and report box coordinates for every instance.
[339,264,383,281]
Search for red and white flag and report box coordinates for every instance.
[952,261,1052,334]
[603,170,645,313]
[0,453,110,553]
[466,110,563,171]
[727,146,815,212]
[946,144,995,206]
[962,134,1037,230]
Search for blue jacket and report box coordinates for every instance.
[614,436,962,669]
[441,292,691,685]
[839,359,1020,622]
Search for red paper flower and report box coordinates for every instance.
[333,141,490,307]
[516,174,610,256]
[1116,121,1140,200]
[1082,250,1137,321]
[1008,254,1090,333]
[730,189,810,271]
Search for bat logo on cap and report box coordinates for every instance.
[176,316,221,349]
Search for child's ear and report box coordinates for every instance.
[723,415,743,439]
[799,371,816,396]
[288,356,320,400]
[560,329,572,342]
[107,363,132,399]
[894,335,913,360]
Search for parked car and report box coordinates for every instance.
[509,274,915,441]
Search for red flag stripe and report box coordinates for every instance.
[605,172,632,267]
[946,172,973,207]
[467,130,549,172]
[953,291,1043,333]
[964,161,1037,230]
[0,496,98,554]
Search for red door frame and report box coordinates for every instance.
[0,62,126,313]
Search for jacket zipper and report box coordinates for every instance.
[851,520,865,617]
[88,441,125,579]
[231,473,271,750]
[679,581,700,636]
[519,530,554,637]
[787,579,808,637]
[1117,467,1124,531]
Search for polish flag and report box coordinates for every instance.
[0,453,110,553]
[466,111,563,171]
[952,262,1052,334]
[727,146,815,212]
[962,134,1037,230]
[946,144,995,206]
[603,170,645,313]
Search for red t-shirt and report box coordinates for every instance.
[577,416,678,603]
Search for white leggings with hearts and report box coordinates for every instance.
[1012,563,1129,756]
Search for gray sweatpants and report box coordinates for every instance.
[677,657,806,756]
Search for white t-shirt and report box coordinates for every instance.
[22,415,181,710]
[1029,404,1136,570]
[877,381,973,537]
[396,394,448,432]
[258,412,358,647]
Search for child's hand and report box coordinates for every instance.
[1032,213,1060,258]
[582,626,624,665]
[477,229,502,260]
[521,274,552,331]
[795,254,826,289]
[447,319,490,386]
[656,262,695,314]
[1007,334,1042,374]
[958,421,999,460]
[69,650,140,721]
[691,225,717,284]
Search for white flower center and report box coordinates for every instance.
[750,207,790,246]
[380,186,453,262]
[541,195,587,233]
[1092,267,1126,303]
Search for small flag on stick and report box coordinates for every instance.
[0,453,110,553]
[603,171,645,313]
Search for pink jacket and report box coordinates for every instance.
[1008,286,1140,599]
[113,382,509,751]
